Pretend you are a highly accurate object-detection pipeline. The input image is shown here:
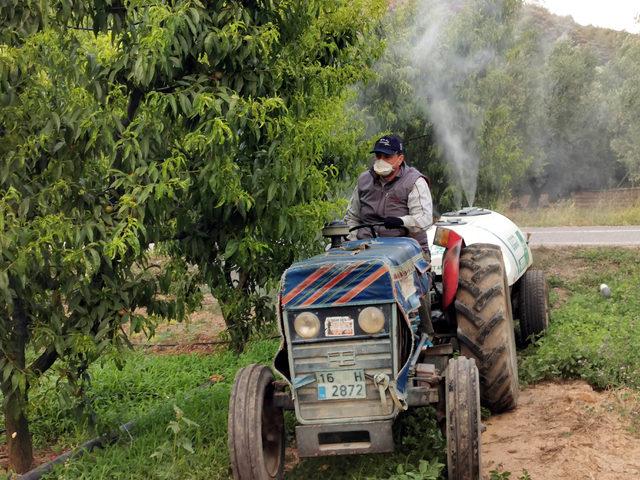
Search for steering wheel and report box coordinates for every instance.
[348,222,385,238]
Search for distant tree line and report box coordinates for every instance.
[358,0,640,210]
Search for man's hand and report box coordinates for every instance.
[383,216,404,228]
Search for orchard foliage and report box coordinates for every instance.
[0,0,385,472]
[608,38,640,184]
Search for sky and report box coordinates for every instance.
[528,0,640,34]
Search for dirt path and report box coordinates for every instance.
[482,381,640,479]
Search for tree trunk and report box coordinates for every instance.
[2,296,34,473]
[215,279,254,353]
[3,388,33,473]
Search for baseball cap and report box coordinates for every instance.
[371,135,404,155]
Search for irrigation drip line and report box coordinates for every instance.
[15,379,217,480]
[16,420,136,480]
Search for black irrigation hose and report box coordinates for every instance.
[17,420,136,480]
[15,380,217,480]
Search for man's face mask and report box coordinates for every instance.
[373,153,402,177]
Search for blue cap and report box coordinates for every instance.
[371,135,404,155]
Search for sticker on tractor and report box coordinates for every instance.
[507,234,519,251]
[325,316,355,336]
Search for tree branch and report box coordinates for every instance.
[122,87,145,129]
[29,348,58,377]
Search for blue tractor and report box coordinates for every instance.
[228,210,547,480]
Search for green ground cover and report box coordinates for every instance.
[30,340,444,480]
[519,248,640,390]
[9,247,640,479]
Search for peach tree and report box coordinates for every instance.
[0,0,384,472]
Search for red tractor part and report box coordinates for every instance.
[434,227,464,309]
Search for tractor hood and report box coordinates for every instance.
[427,207,532,286]
[280,237,430,315]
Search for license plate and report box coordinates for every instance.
[325,316,354,336]
[316,369,366,400]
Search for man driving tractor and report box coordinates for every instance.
[344,134,433,259]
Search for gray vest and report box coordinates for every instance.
[356,164,430,251]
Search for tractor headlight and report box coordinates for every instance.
[358,307,385,334]
[294,312,321,338]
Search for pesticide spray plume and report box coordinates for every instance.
[355,0,635,209]
[407,0,504,208]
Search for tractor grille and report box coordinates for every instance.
[292,338,395,423]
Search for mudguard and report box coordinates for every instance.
[441,231,464,309]
[428,208,532,287]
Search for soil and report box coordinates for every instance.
[127,293,228,355]
[482,380,640,479]
[0,444,59,475]
[530,247,596,283]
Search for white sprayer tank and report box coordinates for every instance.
[427,207,533,286]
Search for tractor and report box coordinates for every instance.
[228,207,549,480]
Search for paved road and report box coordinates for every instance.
[523,226,640,247]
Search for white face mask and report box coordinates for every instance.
[373,159,394,176]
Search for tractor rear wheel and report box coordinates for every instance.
[228,364,284,480]
[446,356,481,480]
[455,244,519,412]
[517,269,549,345]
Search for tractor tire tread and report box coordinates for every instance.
[454,300,485,328]
[518,270,549,344]
[455,244,519,413]
[446,356,481,480]
[228,364,284,480]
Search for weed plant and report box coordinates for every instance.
[520,248,640,390]
[35,338,445,480]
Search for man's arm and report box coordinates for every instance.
[343,186,361,240]
[400,177,433,233]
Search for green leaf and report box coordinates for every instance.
[18,198,29,217]
[2,364,13,383]
[169,95,178,116]
[179,93,191,115]
[0,271,8,293]
[53,140,66,153]
[224,240,238,259]
[180,437,194,454]
[267,183,277,202]
[167,420,180,435]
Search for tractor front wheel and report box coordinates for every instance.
[455,244,519,412]
[228,364,285,480]
[446,356,481,480]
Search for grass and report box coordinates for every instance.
[498,200,640,227]
[27,343,265,450]
[21,338,445,480]
[13,246,640,479]
[28,339,277,479]
[520,247,640,391]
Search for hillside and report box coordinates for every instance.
[522,4,634,63]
